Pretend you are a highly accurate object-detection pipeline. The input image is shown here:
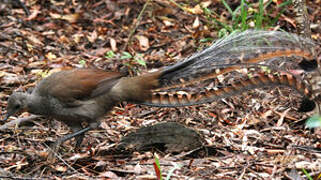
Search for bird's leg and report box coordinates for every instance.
[67,123,85,150]
[55,126,92,150]
[47,121,100,162]
[63,127,91,146]
[47,126,92,162]
[67,121,100,149]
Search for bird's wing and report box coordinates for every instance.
[38,69,123,105]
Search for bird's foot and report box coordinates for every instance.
[46,141,62,163]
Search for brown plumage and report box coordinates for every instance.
[3,30,317,160]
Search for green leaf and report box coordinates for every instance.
[218,29,229,38]
[240,0,248,31]
[302,168,313,180]
[222,0,233,15]
[105,51,115,58]
[200,38,213,43]
[135,58,146,67]
[134,53,146,67]
[154,153,162,180]
[121,52,132,60]
[202,7,211,15]
[306,114,321,128]
[260,66,271,74]
[79,59,86,66]
[256,0,264,29]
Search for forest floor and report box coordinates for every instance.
[0,0,321,179]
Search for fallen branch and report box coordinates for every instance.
[0,115,42,131]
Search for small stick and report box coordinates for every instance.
[14,0,30,16]
[123,0,151,50]
[0,115,42,131]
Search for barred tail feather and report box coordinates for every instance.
[142,72,313,107]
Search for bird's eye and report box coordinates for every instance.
[14,104,20,109]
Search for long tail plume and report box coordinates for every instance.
[157,30,316,89]
[142,71,313,107]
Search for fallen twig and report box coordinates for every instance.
[0,115,42,131]
[123,0,151,50]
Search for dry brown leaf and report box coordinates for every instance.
[187,4,203,14]
[262,109,273,119]
[201,1,212,8]
[193,17,200,29]
[12,66,24,73]
[24,5,41,21]
[61,13,80,23]
[27,34,44,46]
[58,35,70,44]
[51,165,68,172]
[275,108,291,126]
[159,16,175,27]
[72,33,84,43]
[49,12,80,23]
[68,153,89,161]
[136,175,158,180]
[99,171,119,178]
[110,38,118,52]
[45,52,57,61]
[88,31,98,43]
[28,61,47,68]
[134,163,143,174]
[38,151,49,158]
[0,72,20,85]
[0,71,6,78]
[136,35,149,51]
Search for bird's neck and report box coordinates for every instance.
[25,93,48,115]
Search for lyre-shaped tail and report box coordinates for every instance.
[157,30,316,89]
[142,72,313,107]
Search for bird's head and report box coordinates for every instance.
[3,92,28,121]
